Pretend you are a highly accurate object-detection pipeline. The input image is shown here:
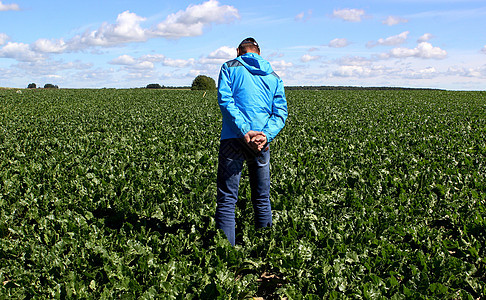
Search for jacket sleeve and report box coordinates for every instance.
[262,77,288,143]
[217,63,251,138]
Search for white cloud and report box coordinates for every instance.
[388,42,447,59]
[271,60,293,69]
[270,60,293,77]
[198,46,234,66]
[295,10,312,22]
[110,53,194,69]
[163,58,194,68]
[328,63,443,81]
[481,45,486,54]
[332,65,383,78]
[447,66,485,78]
[187,69,204,78]
[401,67,438,79]
[62,60,93,70]
[75,68,116,83]
[70,11,148,48]
[14,59,92,73]
[109,56,154,71]
[0,1,239,64]
[418,33,434,42]
[367,31,409,48]
[32,38,68,53]
[336,56,372,66]
[130,61,154,70]
[109,54,152,70]
[160,69,205,82]
[45,74,62,79]
[329,38,349,48]
[0,33,9,45]
[152,0,239,39]
[301,54,320,62]
[125,71,154,80]
[140,54,166,63]
[333,8,366,22]
[170,70,201,80]
[382,16,408,26]
[109,54,137,65]
[0,1,19,11]
[106,11,147,41]
[208,46,235,60]
[333,65,361,77]
[3,59,94,88]
[0,42,45,62]
[295,12,305,21]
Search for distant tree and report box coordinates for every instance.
[27,83,36,89]
[44,84,59,89]
[191,75,216,91]
[146,83,163,89]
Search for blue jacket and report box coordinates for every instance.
[217,52,287,143]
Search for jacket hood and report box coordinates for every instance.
[236,53,274,76]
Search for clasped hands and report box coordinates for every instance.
[244,130,268,152]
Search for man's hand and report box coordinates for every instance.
[250,134,267,151]
[244,131,267,152]
[244,130,262,144]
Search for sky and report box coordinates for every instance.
[0,0,485,90]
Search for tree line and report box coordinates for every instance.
[28,78,442,91]
[27,83,59,89]
[26,75,217,91]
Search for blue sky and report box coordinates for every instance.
[0,0,485,90]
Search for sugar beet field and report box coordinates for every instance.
[0,88,485,299]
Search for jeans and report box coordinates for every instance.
[215,138,272,246]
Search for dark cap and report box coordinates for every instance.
[238,37,259,50]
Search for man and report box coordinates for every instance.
[216,37,288,246]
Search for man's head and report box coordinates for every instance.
[237,37,260,56]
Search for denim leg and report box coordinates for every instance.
[215,139,244,246]
[248,147,272,229]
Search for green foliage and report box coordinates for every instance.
[27,83,36,89]
[0,89,484,298]
[43,83,58,89]
[146,83,163,89]
[191,75,216,91]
